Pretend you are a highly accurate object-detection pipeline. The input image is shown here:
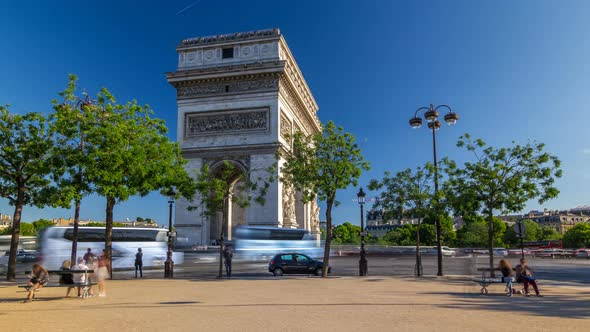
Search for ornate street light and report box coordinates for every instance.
[357,187,368,276]
[409,104,459,277]
[164,188,176,278]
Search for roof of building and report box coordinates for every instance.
[180,28,280,47]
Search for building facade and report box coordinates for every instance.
[166,29,321,246]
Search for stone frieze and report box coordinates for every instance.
[185,109,269,137]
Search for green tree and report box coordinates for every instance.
[563,223,590,248]
[443,134,562,275]
[49,75,100,265]
[332,222,361,244]
[1,223,35,236]
[192,161,272,278]
[78,85,194,277]
[540,226,562,241]
[280,121,369,277]
[0,106,59,280]
[457,216,506,247]
[32,219,55,232]
[503,219,543,247]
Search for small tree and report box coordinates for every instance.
[368,165,433,276]
[192,161,272,278]
[563,223,590,248]
[540,226,561,241]
[443,134,561,275]
[32,219,55,232]
[280,121,370,277]
[0,106,58,280]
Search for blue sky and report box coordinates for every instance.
[1,0,589,226]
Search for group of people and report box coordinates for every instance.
[498,258,542,297]
[25,248,112,302]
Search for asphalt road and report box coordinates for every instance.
[4,252,589,286]
[114,253,590,286]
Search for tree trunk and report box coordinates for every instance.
[6,191,24,281]
[415,217,422,277]
[70,198,81,265]
[105,196,115,279]
[488,212,495,277]
[322,199,334,278]
[218,197,228,279]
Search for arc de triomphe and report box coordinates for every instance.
[166,29,321,246]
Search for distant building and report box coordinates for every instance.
[366,209,419,237]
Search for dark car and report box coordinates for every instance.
[268,253,330,276]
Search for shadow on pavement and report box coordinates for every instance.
[423,291,590,319]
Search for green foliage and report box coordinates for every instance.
[0,105,60,280]
[563,223,590,248]
[0,223,36,236]
[423,213,456,245]
[456,216,506,247]
[332,222,361,244]
[83,222,126,227]
[443,134,562,270]
[540,226,562,241]
[32,219,55,232]
[280,121,369,277]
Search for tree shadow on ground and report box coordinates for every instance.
[422,291,590,319]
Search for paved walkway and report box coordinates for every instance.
[1,276,588,331]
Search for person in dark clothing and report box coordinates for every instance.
[59,260,75,297]
[135,248,143,278]
[223,245,233,278]
[515,258,543,297]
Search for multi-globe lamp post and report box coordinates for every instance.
[164,188,176,278]
[409,104,459,277]
[357,188,368,276]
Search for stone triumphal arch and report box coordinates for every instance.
[166,29,321,246]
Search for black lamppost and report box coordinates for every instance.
[357,188,368,276]
[164,188,176,278]
[409,104,459,277]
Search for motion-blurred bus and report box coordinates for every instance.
[40,227,183,270]
[233,226,321,260]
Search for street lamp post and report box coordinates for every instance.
[357,188,368,276]
[164,188,176,278]
[409,104,459,277]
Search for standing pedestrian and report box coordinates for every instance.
[135,248,143,278]
[83,248,96,265]
[97,249,109,297]
[223,245,233,278]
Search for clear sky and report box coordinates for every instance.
[1,0,589,226]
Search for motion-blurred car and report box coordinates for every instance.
[575,249,590,259]
[268,253,330,276]
[507,249,531,256]
[493,248,508,257]
[1,250,39,264]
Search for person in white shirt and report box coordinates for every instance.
[72,257,91,297]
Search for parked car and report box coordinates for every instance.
[575,249,590,259]
[268,253,330,276]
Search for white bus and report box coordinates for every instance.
[40,227,183,270]
[233,226,321,260]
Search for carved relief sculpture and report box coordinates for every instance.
[310,200,321,234]
[280,111,291,140]
[282,186,297,227]
[186,109,269,137]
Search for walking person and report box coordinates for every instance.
[223,245,233,278]
[97,249,109,297]
[24,263,49,302]
[135,248,143,278]
[515,258,543,297]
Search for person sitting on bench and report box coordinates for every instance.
[25,263,49,302]
[59,260,75,298]
[498,259,522,295]
[515,258,543,297]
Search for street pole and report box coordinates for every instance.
[415,217,423,277]
[519,221,524,259]
[164,193,175,278]
[431,124,443,277]
[357,188,368,276]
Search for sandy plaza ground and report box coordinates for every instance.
[0,276,588,332]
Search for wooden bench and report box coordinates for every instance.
[20,269,97,299]
[475,268,523,297]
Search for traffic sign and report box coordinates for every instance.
[167,231,177,237]
[513,222,526,238]
[360,231,368,237]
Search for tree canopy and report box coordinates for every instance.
[280,121,369,277]
[563,223,590,248]
[443,133,561,274]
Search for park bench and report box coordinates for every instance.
[475,267,523,297]
[19,269,96,299]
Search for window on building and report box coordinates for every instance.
[222,47,234,59]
